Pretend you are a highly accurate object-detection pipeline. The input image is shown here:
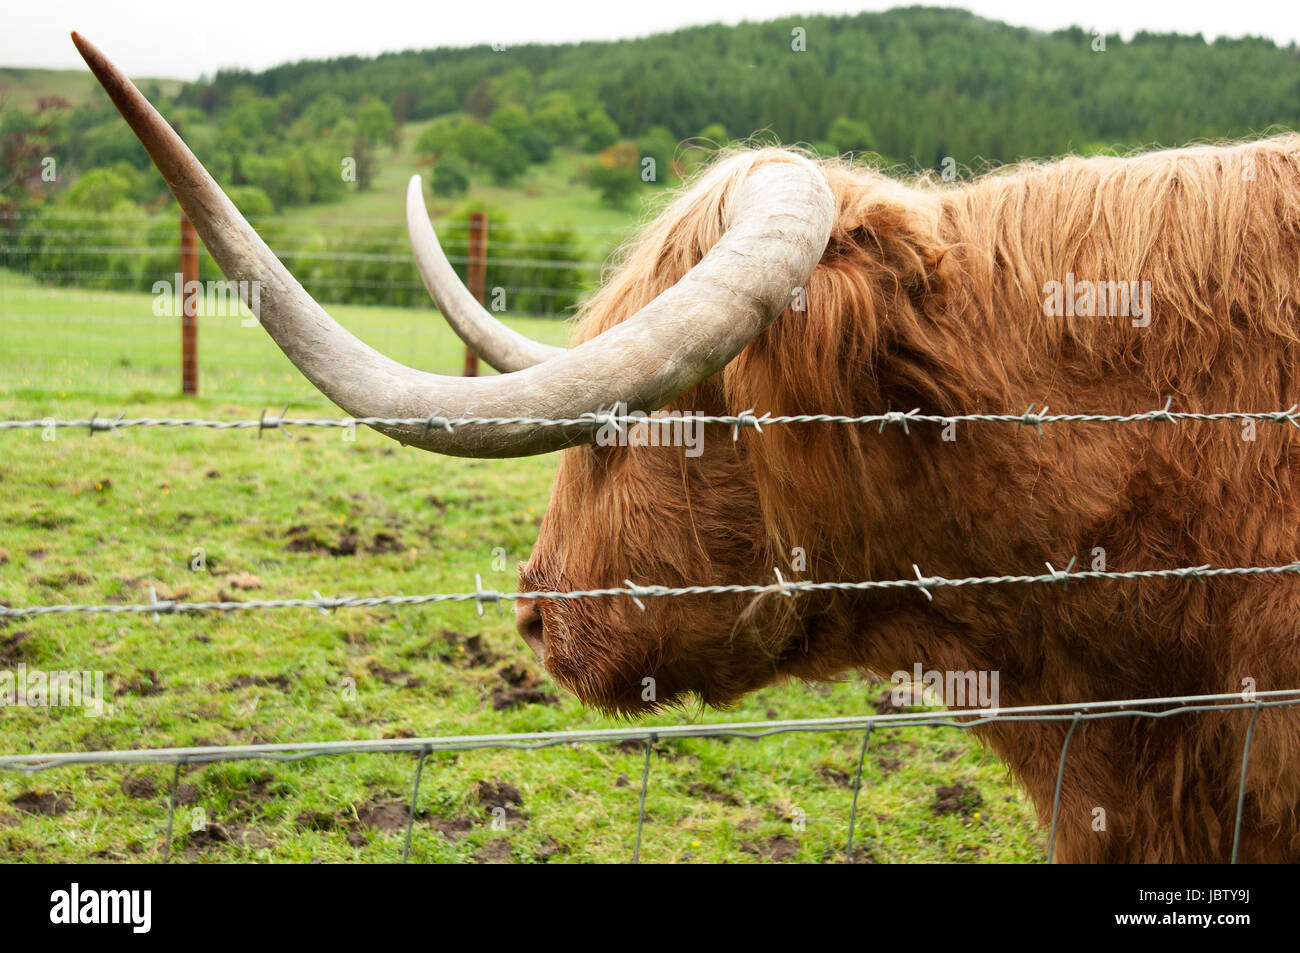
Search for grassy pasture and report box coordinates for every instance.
[0,271,1042,862]
[0,67,184,110]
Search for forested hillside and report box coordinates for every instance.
[3,6,1297,311]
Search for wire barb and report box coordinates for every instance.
[579,406,619,431]
[1149,396,1178,425]
[472,573,503,615]
[773,566,796,597]
[624,580,648,612]
[732,409,765,441]
[422,414,453,438]
[912,563,935,601]
[878,408,920,434]
[1045,556,1078,590]
[1017,403,1048,435]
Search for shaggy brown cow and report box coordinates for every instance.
[75,32,1300,863]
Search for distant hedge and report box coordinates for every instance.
[2,210,591,317]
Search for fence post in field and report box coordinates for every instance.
[463,211,489,377]
[179,213,199,395]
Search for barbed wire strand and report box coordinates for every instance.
[6,402,1300,436]
[6,561,1300,621]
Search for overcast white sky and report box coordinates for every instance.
[5,0,1299,80]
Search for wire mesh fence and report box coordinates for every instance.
[0,217,620,319]
[2,692,1296,863]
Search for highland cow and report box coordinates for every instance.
[74,30,1300,863]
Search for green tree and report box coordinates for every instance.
[414,115,463,159]
[694,122,727,146]
[298,93,347,136]
[61,168,134,213]
[351,136,375,191]
[431,155,470,196]
[826,115,874,155]
[284,151,313,205]
[228,184,275,217]
[483,145,528,185]
[450,120,508,169]
[489,68,535,108]
[580,108,619,152]
[491,105,553,164]
[532,91,580,140]
[463,79,494,121]
[636,125,679,183]
[356,96,395,147]
[586,142,640,207]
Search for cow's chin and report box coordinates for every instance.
[532,599,786,716]
[534,606,687,715]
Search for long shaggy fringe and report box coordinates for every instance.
[537,137,1300,861]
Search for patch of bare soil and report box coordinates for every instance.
[472,838,513,863]
[223,673,292,690]
[931,782,983,817]
[491,664,558,710]
[688,781,741,806]
[0,630,33,664]
[114,668,162,698]
[368,661,424,688]
[121,775,157,799]
[740,834,800,861]
[283,525,408,557]
[11,791,72,816]
[471,779,529,825]
[182,822,273,857]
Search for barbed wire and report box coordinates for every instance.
[3,403,1300,437]
[3,560,1299,621]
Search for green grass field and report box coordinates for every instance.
[0,272,1043,863]
[0,67,183,110]
[294,134,649,241]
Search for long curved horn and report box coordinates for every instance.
[72,32,834,458]
[406,176,564,372]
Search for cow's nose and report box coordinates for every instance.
[515,599,545,657]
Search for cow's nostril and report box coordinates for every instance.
[515,600,545,657]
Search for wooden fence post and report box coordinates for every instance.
[179,213,199,395]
